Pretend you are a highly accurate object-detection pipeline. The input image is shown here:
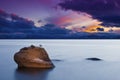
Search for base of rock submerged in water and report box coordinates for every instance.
[86,57,102,61]
[14,45,54,69]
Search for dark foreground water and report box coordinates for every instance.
[1,40,120,80]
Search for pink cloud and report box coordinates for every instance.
[45,10,102,31]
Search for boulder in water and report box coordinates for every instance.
[14,45,54,69]
[86,57,102,61]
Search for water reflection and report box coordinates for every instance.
[14,68,54,80]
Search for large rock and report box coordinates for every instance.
[86,57,102,61]
[14,45,54,68]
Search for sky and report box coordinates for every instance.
[59,0,120,28]
[0,0,59,25]
[0,0,120,33]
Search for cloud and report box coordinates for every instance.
[59,0,120,26]
[45,10,102,31]
[0,10,72,38]
[96,27,104,31]
[99,15,120,26]
[1,8,120,39]
[0,9,9,18]
[0,9,35,31]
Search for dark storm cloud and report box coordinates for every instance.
[99,15,120,27]
[59,0,120,26]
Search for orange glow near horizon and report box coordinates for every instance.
[33,10,120,33]
[84,25,103,33]
[51,10,105,32]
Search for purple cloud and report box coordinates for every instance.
[59,0,120,26]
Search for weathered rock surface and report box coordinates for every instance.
[14,45,54,68]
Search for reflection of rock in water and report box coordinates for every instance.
[52,59,63,62]
[14,68,53,80]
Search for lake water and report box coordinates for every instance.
[1,40,120,80]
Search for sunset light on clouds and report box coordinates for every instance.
[1,0,120,39]
[44,9,120,33]
[44,9,104,32]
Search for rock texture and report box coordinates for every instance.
[14,45,54,68]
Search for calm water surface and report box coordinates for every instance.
[1,40,120,80]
